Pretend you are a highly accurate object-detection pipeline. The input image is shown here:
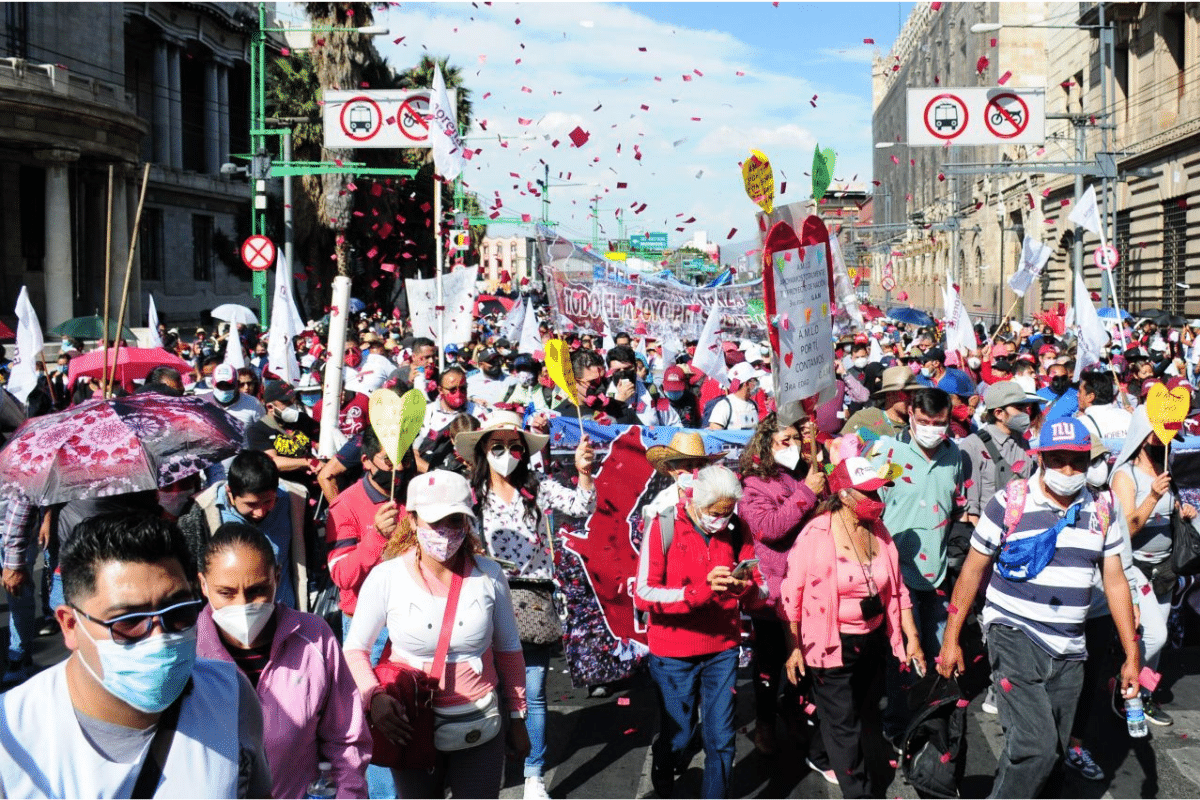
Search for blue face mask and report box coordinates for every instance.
[665,390,684,402]
[75,618,197,713]
[300,393,319,409]
[214,388,236,404]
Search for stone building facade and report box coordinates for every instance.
[0,2,256,332]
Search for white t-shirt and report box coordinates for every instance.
[206,391,265,443]
[708,393,759,430]
[349,352,398,393]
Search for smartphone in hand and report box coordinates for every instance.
[731,558,760,580]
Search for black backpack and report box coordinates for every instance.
[901,675,968,799]
[700,396,730,428]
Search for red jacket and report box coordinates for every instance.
[326,476,398,616]
[633,503,763,658]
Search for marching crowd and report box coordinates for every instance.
[0,304,1198,799]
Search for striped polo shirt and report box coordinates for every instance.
[972,478,1125,660]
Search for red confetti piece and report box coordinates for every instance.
[940,752,952,764]
[976,55,989,74]
[569,126,590,147]
[617,697,631,706]
[1000,677,1013,692]
[623,727,636,735]
[727,228,737,239]
[998,70,1012,85]
[864,38,875,44]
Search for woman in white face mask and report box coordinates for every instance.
[736,411,827,756]
[451,410,596,799]
[196,523,372,799]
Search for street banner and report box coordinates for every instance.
[405,268,475,345]
[537,226,763,340]
[762,218,836,413]
[1009,235,1053,297]
[544,418,750,686]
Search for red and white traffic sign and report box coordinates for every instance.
[923,94,969,141]
[881,275,897,292]
[240,235,276,272]
[1094,244,1119,272]
[984,92,1030,140]
[397,95,430,142]
[338,96,382,142]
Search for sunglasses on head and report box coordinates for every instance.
[489,442,526,459]
[73,598,203,645]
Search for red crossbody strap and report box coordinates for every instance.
[429,554,468,683]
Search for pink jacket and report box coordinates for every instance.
[740,472,818,609]
[779,513,911,669]
[197,604,371,799]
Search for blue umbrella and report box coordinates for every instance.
[1097,307,1131,321]
[886,307,935,326]
[348,297,366,314]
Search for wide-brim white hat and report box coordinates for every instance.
[453,409,551,466]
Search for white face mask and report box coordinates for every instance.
[211,601,275,648]
[1043,467,1087,497]
[515,372,535,387]
[676,471,696,490]
[852,357,868,370]
[487,451,521,478]
[1086,460,1110,490]
[697,512,732,534]
[912,422,948,449]
[774,444,801,471]
[920,366,933,378]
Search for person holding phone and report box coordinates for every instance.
[634,465,764,799]
[782,457,924,798]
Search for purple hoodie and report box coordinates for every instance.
[740,471,819,610]
[197,604,371,798]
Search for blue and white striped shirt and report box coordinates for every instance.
[972,479,1125,659]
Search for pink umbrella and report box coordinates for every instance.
[67,346,191,388]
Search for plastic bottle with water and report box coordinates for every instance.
[1125,697,1149,738]
[305,762,336,799]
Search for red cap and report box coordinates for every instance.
[662,366,687,392]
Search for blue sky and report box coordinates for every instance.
[284,2,915,252]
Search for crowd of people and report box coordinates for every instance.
[0,303,1197,799]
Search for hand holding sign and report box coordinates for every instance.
[545,338,585,437]
[369,388,428,499]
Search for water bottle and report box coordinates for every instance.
[305,762,336,799]
[1125,697,1149,738]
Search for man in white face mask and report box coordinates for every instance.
[866,386,965,746]
[938,418,1140,798]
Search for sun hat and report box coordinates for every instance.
[407,470,476,523]
[453,409,550,466]
[873,366,922,396]
[828,457,902,493]
[644,431,726,476]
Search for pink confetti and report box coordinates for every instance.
[1139,666,1161,692]
[940,752,952,764]
[623,727,636,735]
[617,697,631,706]
[864,38,875,44]
[1000,677,1013,693]
[998,70,1012,85]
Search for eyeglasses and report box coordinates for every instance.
[489,442,526,459]
[73,599,203,645]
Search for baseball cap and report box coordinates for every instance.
[728,362,758,390]
[1031,417,1092,452]
[1038,344,1058,356]
[407,470,476,523]
[212,364,236,388]
[263,381,296,405]
[512,353,538,372]
[921,347,946,364]
[936,368,975,397]
[477,347,501,363]
[828,457,902,493]
[662,366,687,392]
[984,380,1047,410]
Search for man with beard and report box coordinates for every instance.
[468,347,512,407]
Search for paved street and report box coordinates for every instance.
[7,574,1200,799]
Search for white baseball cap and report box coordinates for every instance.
[212,364,236,387]
[406,470,476,523]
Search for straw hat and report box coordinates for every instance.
[453,410,550,466]
[873,366,923,397]
[644,431,727,476]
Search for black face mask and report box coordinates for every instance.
[482,362,503,379]
[1050,376,1071,396]
[1144,444,1166,462]
[371,468,395,491]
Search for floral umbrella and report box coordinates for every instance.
[0,394,244,505]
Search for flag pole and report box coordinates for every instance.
[102,165,114,396]
[434,173,445,373]
[109,162,151,398]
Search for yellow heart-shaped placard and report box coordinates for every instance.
[1146,381,1190,447]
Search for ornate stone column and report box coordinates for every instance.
[167,43,183,170]
[38,149,80,329]
[205,60,220,174]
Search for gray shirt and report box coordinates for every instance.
[959,424,1033,518]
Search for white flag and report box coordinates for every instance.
[8,286,43,404]
[430,64,466,181]
[267,252,302,385]
[690,301,728,387]
[502,298,526,342]
[518,298,542,354]
[1073,272,1108,380]
[1009,236,1054,297]
[147,294,163,348]
[942,272,979,354]
[223,333,247,370]
[1068,184,1104,238]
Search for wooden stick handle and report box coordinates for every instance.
[102,165,114,394]
[109,163,151,397]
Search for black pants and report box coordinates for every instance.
[750,616,800,728]
[809,627,887,799]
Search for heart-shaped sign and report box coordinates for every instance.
[1146,381,1190,447]
[812,145,836,201]
[741,149,774,214]
[544,338,580,405]
[784,352,794,368]
[369,387,428,472]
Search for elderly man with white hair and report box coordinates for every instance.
[635,465,765,799]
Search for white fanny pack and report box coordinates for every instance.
[433,691,502,751]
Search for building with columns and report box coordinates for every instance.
[480,235,537,289]
[0,2,257,333]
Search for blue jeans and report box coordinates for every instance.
[343,613,394,800]
[884,585,948,738]
[524,643,551,778]
[650,647,738,800]
[4,545,38,673]
[49,570,64,616]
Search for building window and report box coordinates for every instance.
[1163,199,1187,314]
[192,215,213,281]
[140,208,164,280]
[19,165,44,271]
[1163,4,1186,103]
[1116,210,1133,307]
[3,3,28,59]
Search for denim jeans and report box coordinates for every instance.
[523,643,551,778]
[649,647,738,800]
[343,613,394,800]
[884,585,948,737]
[4,544,38,673]
[987,624,1084,799]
